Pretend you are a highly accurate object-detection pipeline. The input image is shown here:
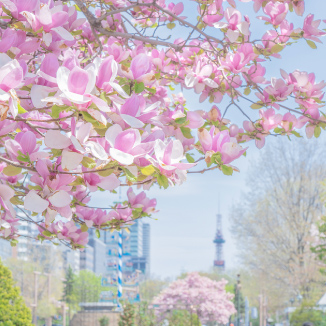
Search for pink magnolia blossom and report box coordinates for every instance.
[259,2,289,26]
[198,127,247,164]
[214,7,250,42]
[127,187,157,214]
[105,124,154,165]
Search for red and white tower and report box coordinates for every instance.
[213,213,225,270]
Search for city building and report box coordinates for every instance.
[142,223,150,275]
[103,219,150,281]
[0,238,11,261]
[88,229,106,276]
[80,245,94,272]
[61,246,80,273]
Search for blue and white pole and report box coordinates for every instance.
[117,229,123,309]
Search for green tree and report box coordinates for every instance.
[73,270,103,304]
[62,266,76,321]
[99,316,110,326]
[134,302,156,326]
[0,259,33,326]
[119,302,135,326]
[290,300,326,326]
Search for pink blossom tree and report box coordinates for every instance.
[0,0,325,248]
[152,272,236,324]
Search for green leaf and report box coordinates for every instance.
[221,165,233,176]
[250,103,264,110]
[95,229,100,238]
[71,29,82,36]
[167,22,176,29]
[51,105,65,119]
[43,230,54,237]
[175,116,187,124]
[314,126,321,138]
[134,81,145,94]
[18,104,27,114]
[81,156,97,169]
[82,111,98,124]
[145,87,156,94]
[243,87,251,96]
[291,130,302,138]
[157,174,169,189]
[10,197,23,205]
[51,149,62,157]
[81,224,89,232]
[271,44,284,54]
[123,168,137,183]
[180,127,193,139]
[3,165,22,176]
[306,39,317,49]
[141,165,155,176]
[17,155,29,162]
[211,153,222,165]
[69,176,85,186]
[10,239,18,247]
[186,153,195,163]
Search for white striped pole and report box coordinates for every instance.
[117,229,123,309]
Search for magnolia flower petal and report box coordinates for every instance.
[48,190,71,208]
[45,130,72,149]
[98,174,121,191]
[86,141,108,161]
[61,150,83,170]
[121,114,145,128]
[24,190,49,213]
[110,148,134,165]
[105,124,123,147]
[109,82,130,98]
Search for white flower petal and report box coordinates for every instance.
[105,124,123,147]
[31,85,53,108]
[52,27,74,41]
[86,141,108,161]
[98,174,121,191]
[44,130,72,149]
[48,190,71,208]
[24,190,49,213]
[61,150,83,170]
[109,82,130,98]
[203,78,219,88]
[121,114,145,128]
[185,73,197,88]
[110,148,134,165]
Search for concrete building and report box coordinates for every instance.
[80,245,94,272]
[61,247,80,273]
[142,223,150,275]
[0,239,11,261]
[88,229,106,276]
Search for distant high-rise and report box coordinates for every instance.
[142,223,150,275]
[0,239,11,261]
[88,229,106,275]
[213,213,225,270]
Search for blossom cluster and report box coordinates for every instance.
[152,272,236,324]
[0,0,325,247]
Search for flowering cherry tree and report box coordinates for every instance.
[152,272,236,324]
[0,0,325,248]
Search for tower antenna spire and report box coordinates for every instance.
[213,210,225,270]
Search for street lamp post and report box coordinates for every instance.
[236,274,241,326]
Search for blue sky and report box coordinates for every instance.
[93,1,326,278]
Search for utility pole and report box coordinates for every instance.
[259,294,263,326]
[32,271,41,325]
[236,274,241,326]
[45,273,52,326]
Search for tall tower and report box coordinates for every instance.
[213,213,225,270]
